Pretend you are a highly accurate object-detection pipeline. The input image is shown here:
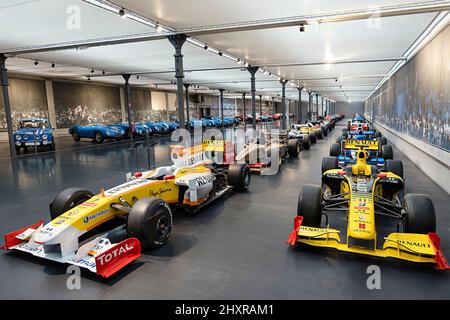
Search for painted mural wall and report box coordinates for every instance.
[0,78,48,130]
[53,81,121,127]
[365,25,450,151]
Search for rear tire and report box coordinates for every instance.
[404,194,436,233]
[310,133,317,143]
[288,139,300,158]
[302,139,310,150]
[382,145,393,160]
[317,131,323,139]
[322,156,339,173]
[385,159,403,179]
[127,198,172,250]
[375,131,382,138]
[330,143,340,157]
[227,164,251,192]
[49,187,93,220]
[297,184,322,227]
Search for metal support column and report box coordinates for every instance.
[122,74,133,142]
[315,94,319,121]
[321,96,324,118]
[219,89,224,127]
[308,91,312,121]
[184,83,190,130]
[271,97,275,114]
[297,87,303,124]
[280,79,288,129]
[242,92,246,129]
[247,66,259,130]
[0,54,14,157]
[259,95,263,116]
[168,34,187,129]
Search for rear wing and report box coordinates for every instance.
[170,140,235,166]
[343,139,379,151]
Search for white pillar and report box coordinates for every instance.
[119,87,126,123]
[45,80,56,128]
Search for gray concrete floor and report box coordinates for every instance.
[0,121,449,299]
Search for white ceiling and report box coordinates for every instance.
[0,0,444,102]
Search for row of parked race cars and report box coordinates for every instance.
[288,114,449,270]
[4,113,447,278]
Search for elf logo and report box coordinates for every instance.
[359,223,366,229]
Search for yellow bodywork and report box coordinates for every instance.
[296,148,439,265]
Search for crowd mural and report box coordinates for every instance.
[365,25,450,151]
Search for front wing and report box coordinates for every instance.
[2,221,141,278]
[287,216,450,270]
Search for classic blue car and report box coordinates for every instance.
[223,117,237,126]
[145,121,169,134]
[162,121,180,132]
[188,118,204,128]
[14,118,55,153]
[201,118,215,127]
[114,123,150,138]
[68,124,125,143]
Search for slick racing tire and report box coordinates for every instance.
[288,139,300,158]
[375,131,382,138]
[381,145,393,160]
[322,156,339,174]
[336,135,346,144]
[385,159,403,179]
[94,132,104,144]
[321,126,328,137]
[227,164,251,192]
[329,143,341,157]
[297,184,323,227]
[49,141,55,151]
[310,133,317,144]
[15,146,21,154]
[49,187,94,220]
[317,130,323,140]
[128,198,173,250]
[72,132,81,142]
[302,139,311,150]
[378,137,387,146]
[403,194,436,234]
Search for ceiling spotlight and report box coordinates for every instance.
[299,23,305,32]
[34,60,38,66]
[237,59,242,64]
[90,69,94,73]
[218,52,223,56]
[87,77,91,81]
[51,63,55,68]
[119,8,127,19]
[203,45,208,50]
[102,70,105,75]
[136,75,140,79]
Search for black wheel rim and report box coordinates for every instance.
[156,214,170,237]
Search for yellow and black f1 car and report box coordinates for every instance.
[2,140,250,277]
[287,147,449,270]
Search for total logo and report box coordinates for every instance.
[97,242,134,266]
[83,209,109,223]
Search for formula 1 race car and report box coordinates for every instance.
[287,148,449,270]
[288,125,311,150]
[235,130,300,174]
[330,138,393,169]
[291,123,319,144]
[2,140,250,278]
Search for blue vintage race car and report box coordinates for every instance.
[68,124,125,143]
[188,118,204,128]
[145,121,169,134]
[114,123,150,137]
[161,121,180,132]
[201,118,215,127]
[14,118,55,153]
[223,117,236,126]
[330,138,393,169]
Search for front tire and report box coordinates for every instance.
[382,145,393,160]
[49,187,93,220]
[302,139,310,150]
[227,164,251,192]
[330,143,340,157]
[310,133,317,143]
[94,132,104,144]
[287,139,300,158]
[127,198,173,250]
[404,194,436,233]
[385,159,403,179]
[15,146,21,154]
[322,156,339,174]
[72,132,80,142]
[297,184,322,227]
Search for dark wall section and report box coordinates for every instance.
[53,81,121,128]
[336,101,364,117]
[0,78,48,130]
[365,25,450,151]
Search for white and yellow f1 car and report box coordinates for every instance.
[287,147,449,270]
[2,140,250,278]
